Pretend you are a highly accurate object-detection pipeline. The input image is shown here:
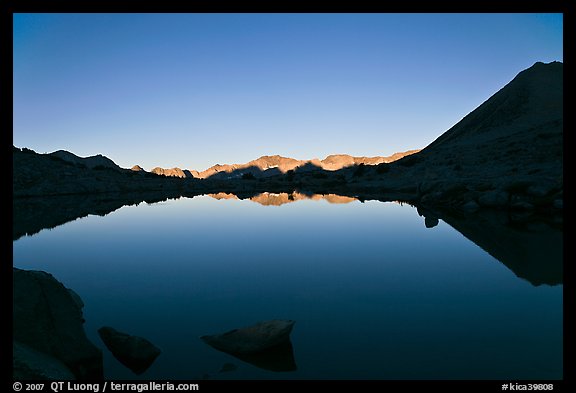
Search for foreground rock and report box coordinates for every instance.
[201,320,297,371]
[201,320,295,354]
[13,342,76,380]
[13,268,103,379]
[98,327,161,375]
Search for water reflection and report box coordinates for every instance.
[422,208,562,286]
[209,191,357,206]
[13,191,563,379]
[13,192,562,286]
[12,190,184,241]
[222,340,297,372]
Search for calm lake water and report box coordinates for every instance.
[12,194,563,380]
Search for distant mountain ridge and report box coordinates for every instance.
[50,150,120,170]
[150,167,196,178]
[149,150,420,179]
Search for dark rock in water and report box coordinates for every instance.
[424,216,439,228]
[417,206,439,228]
[67,288,84,310]
[98,327,161,375]
[13,268,103,379]
[201,320,297,372]
[201,320,295,354]
[13,341,75,380]
[67,288,85,322]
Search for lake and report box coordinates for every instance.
[12,193,563,380]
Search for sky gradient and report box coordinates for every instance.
[13,13,563,171]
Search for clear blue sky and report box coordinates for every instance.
[13,13,563,171]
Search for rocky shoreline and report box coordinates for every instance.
[14,267,298,379]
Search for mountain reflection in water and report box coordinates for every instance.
[13,191,562,287]
[208,191,357,206]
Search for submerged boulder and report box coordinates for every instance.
[201,320,297,371]
[13,268,103,379]
[98,327,161,375]
[201,320,295,354]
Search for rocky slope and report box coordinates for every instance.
[12,147,197,197]
[345,61,563,213]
